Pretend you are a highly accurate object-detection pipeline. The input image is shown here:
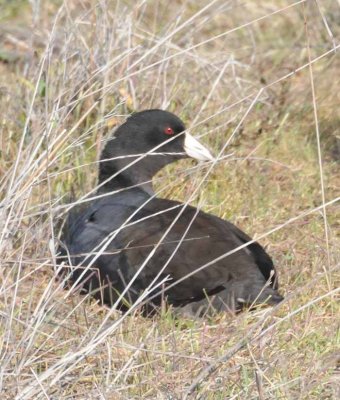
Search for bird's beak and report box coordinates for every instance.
[184,133,215,162]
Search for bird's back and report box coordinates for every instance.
[58,190,282,311]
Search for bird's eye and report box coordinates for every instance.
[164,127,174,135]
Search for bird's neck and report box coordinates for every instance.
[98,156,163,196]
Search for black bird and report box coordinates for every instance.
[58,109,283,315]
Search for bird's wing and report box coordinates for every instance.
[115,197,275,303]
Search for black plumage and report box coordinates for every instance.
[58,109,283,314]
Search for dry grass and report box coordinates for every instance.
[0,0,339,399]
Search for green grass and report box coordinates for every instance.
[0,1,339,399]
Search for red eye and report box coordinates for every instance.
[164,127,174,135]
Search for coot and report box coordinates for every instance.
[58,109,283,314]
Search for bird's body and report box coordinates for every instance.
[59,110,283,314]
